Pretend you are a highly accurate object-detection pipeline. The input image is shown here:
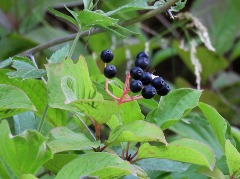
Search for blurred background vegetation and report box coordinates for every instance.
[0,0,239,127]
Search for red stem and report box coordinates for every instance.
[129,150,138,161]
[126,142,130,160]
[95,124,102,141]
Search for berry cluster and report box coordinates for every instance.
[129,51,170,99]
[100,49,170,104]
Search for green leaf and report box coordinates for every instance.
[20,174,38,179]
[0,58,12,68]
[197,167,225,179]
[6,56,46,80]
[0,120,52,177]
[56,153,135,178]
[173,41,228,83]
[146,88,202,130]
[83,0,93,10]
[0,69,67,126]
[138,138,216,170]
[13,111,38,135]
[0,84,36,118]
[225,140,240,178]
[48,44,70,63]
[47,127,100,153]
[0,159,11,179]
[171,0,187,12]
[106,120,166,145]
[48,6,78,27]
[69,99,119,124]
[46,57,96,111]
[198,102,228,151]
[232,127,240,151]
[105,0,156,16]
[44,154,78,174]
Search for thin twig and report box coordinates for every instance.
[21,0,178,56]
[75,113,96,141]
[126,142,130,160]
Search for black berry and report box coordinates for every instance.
[142,85,156,99]
[135,57,149,70]
[140,72,152,85]
[130,80,143,93]
[151,77,165,90]
[100,49,114,63]
[130,67,143,80]
[157,83,170,96]
[136,51,149,59]
[104,65,117,79]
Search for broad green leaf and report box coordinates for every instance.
[232,127,240,151]
[46,57,96,111]
[48,44,70,63]
[198,102,228,151]
[69,99,119,124]
[0,159,11,179]
[136,158,190,173]
[83,0,93,10]
[0,58,12,68]
[138,139,216,170]
[174,41,228,82]
[20,174,38,179]
[6,56,46,80]
[56,153,136,179]
[105,0,156,16]
[0,84,36,118]
[106,120,166,145]
[13,111,38,135]
[225,140,240,178]
[0,69,67,126]
[171,0,187,12]
[44,154,78,174]
[47,127,100,153]
[146,88,202,130]
[48,6,78,27]
[197,167,225,179]
[0,120,52,177]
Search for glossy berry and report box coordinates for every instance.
[140,72,152,85]
[151,77,165,90]
[100,49,114,63]
[157,83,170,96]
[130,80,143,93]
[130,67,143,80]
[135,57,149,70]
[142,85,156,99]
[104,65,117,79]
[136,51,149,59]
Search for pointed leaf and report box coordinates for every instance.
[56,153,135,179]
[0,69,67,126]
[47,127,100,153]
[0,84,36,118]
[198,102,228,151]
[6,56,45,80]
[83,0,93,10]
[146,88,202,130]
[48,44,70,63]
[48,6,78,27]
[225,140,240,178]
[138,138,216,170]
[197,166,225,179]
[69,99,119,124]
[46,57,96,111]
[0,120,52,177]
[0,58,12,68]
[106,120,167,145]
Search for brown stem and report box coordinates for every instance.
[129,150,138,161]
[95,124,102,141]
[126,142,130,160]
[100,144,108,152]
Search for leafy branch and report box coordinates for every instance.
[21,0,178,56]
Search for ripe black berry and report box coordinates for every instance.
[135,57,149,70]
[136,51,149,59]
[130,80,143,93]
[100,49,114,63]
[104,65,117,79]
[142,85,156,99]
[140,72,152,85]
[151,77,165,90]
[130,67,143,80]
[157,83,170,96]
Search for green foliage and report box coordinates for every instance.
[0,0,239,178]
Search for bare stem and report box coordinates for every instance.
[126,142,130,160]
[95,124,102,141]
[21,0,178,56]
[69,30,81,58]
